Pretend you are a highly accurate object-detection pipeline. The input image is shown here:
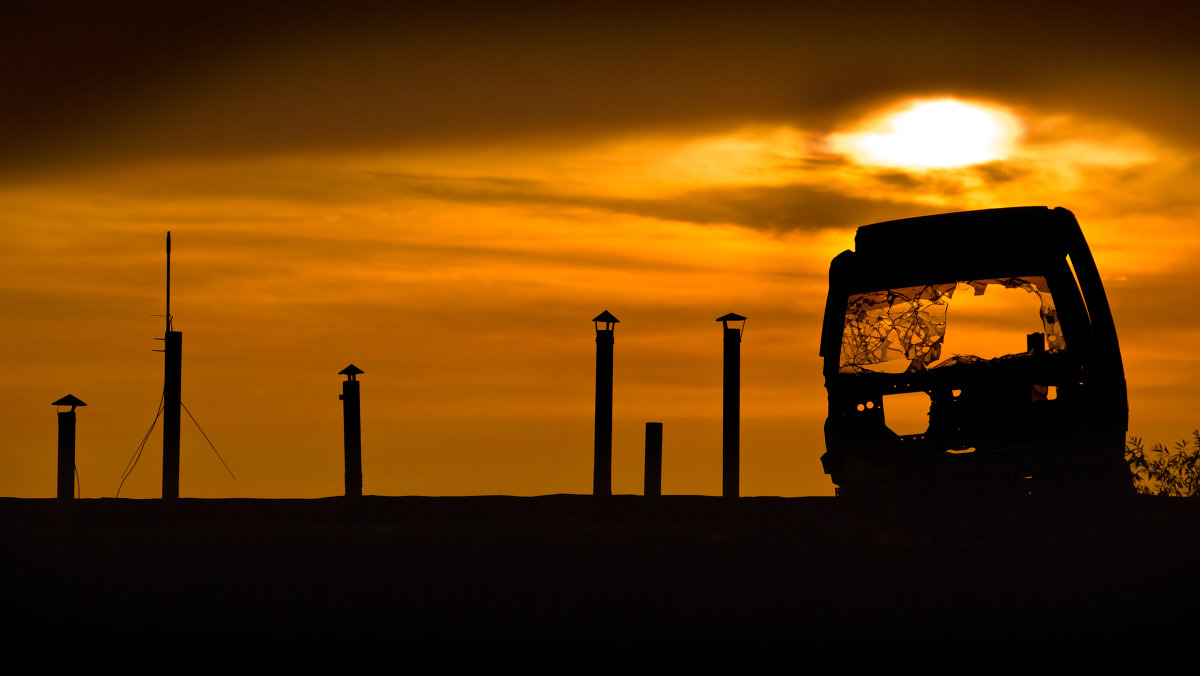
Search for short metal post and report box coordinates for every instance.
[645,422,662,497]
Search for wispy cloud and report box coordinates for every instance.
[373,172,938,232]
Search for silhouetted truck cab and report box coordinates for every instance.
[819,207,1129,496]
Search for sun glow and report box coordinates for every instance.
[830,99,1022,168]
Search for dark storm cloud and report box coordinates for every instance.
[2,1,1197,181]
[376,172,940,232]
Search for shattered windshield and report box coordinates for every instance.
[839,276,1064,374]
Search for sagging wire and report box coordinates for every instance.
[116,393,164,497]
[114,396,236,496]
[181,402,236,480]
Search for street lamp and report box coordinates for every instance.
[52,394,87,501]
[339,364,364,498]
[593,310,619,496]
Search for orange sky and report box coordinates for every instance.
[2,1,1198,498]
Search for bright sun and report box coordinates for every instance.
[830,98,1022,169]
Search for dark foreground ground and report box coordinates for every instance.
[3,494,1198,666]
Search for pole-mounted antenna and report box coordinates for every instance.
[162,231,181,500]
[128,233,230,498]
[166,231,172,332]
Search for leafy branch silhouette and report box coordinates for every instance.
[1125,430,1200,497]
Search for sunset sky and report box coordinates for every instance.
[3,1,1197,498]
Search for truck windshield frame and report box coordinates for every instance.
[838,276,1065,374]
[818,207,1129,497]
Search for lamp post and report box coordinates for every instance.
[593,311,619,497]
[52,395,86,501]
[717,313,746,498]
[339,364,364,498]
